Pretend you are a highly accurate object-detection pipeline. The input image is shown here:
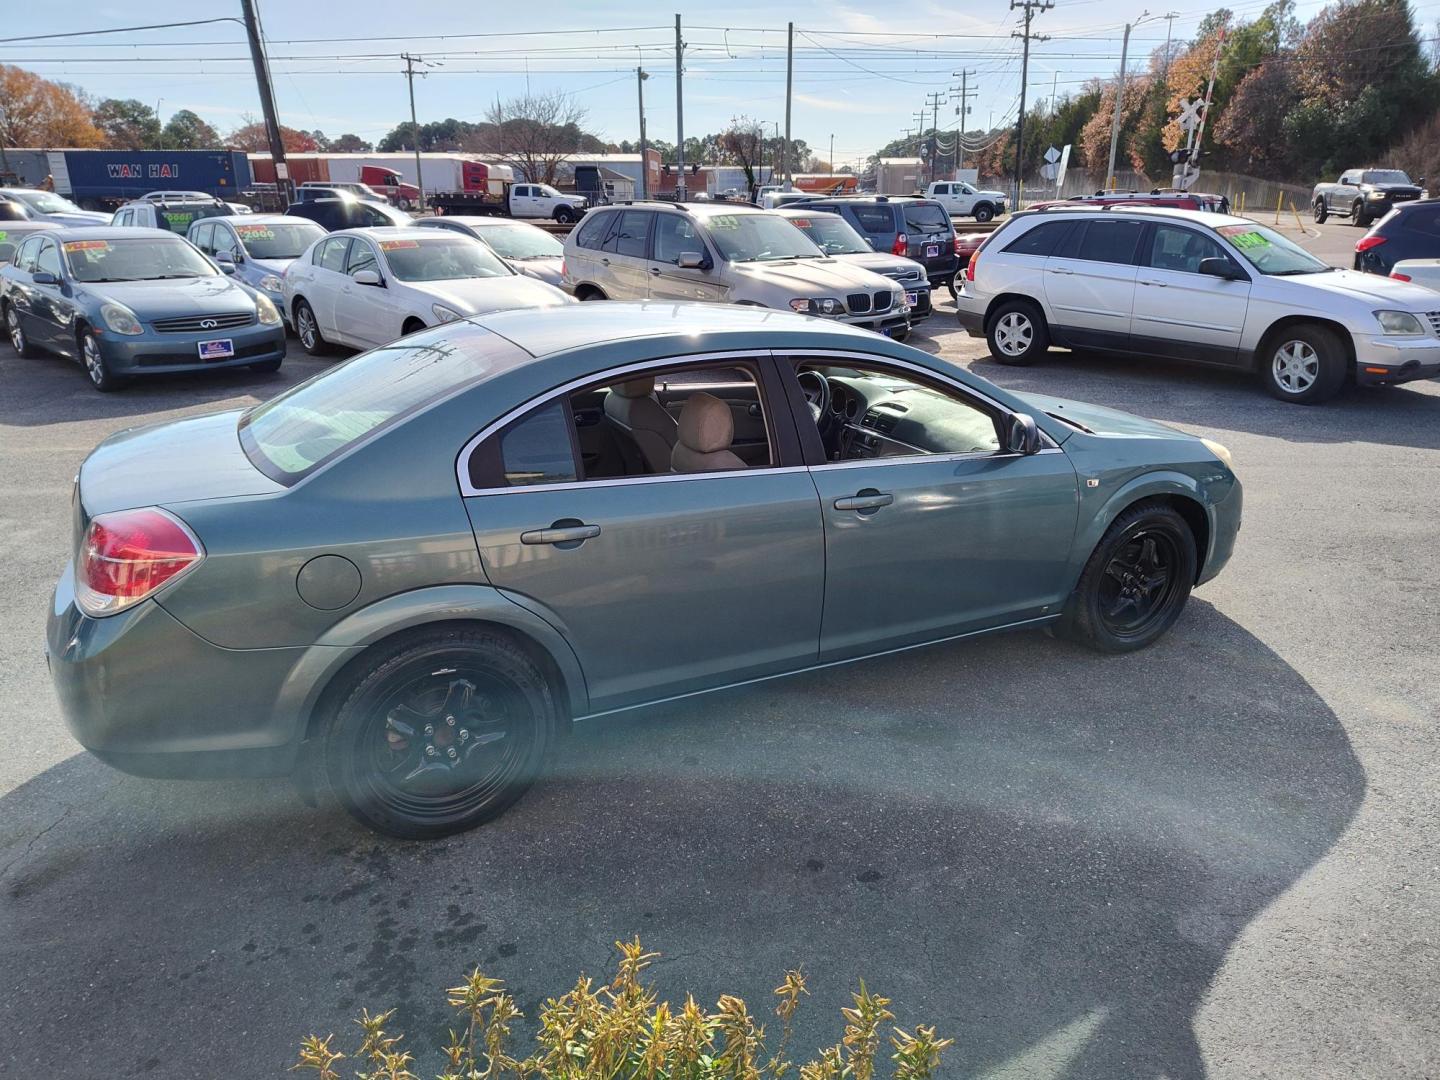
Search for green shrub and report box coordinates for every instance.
[293,938,951,1080]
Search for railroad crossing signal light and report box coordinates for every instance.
[1169,148,1193,164]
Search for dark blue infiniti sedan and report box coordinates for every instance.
[0,226,286,391]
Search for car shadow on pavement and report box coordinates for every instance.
[959,348,1440,449]
[0,601,1364,1080]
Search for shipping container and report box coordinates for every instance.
[29,150,253,209]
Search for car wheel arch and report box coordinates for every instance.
[1253,315,1355,375]
[1072,474,1217,587]
[983,292,1050,331]
[401,317,427,336]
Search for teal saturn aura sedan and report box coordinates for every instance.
[48,302,1241,838]
[1,227,285,391]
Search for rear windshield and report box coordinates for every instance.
[902,203,951,232]
[239,328,516,484]
[153,203,229,234]
[62,237,217,282]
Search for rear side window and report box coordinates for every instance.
[1060,220,1145,265]
[1004,220,1074,257]
[611,211,652,258]
[498,401,579,487]
[849,206,896,235]
[902,203,950,232]
[573,210,613,249]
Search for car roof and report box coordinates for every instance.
[208,213,300,227]
[422,216,540,228]
[0,220,62,232]
[330,226,462,241]
[49,226,188,240]
[1018,205,1248,228]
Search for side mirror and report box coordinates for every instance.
[1198,257,1242,281]
[1007,412,1042,455]
[218,261,237,275]
[677,251,706,270]
[214,250,235,266]
[352,269,383,287]
[867,237,877,249]
[32,271,58,285]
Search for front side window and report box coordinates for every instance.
[316,237,350,273]
[346,240,379,277]
[1216,223,1329,276]
[34,240,61,277]
[61,237,216,283]
[378,237,511,281]
[1144,224,1231,274]
[704,213,821,263]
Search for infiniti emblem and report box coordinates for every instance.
[199,319,218,329]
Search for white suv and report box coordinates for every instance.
[956,206,1440,403]
[563,202,911,338]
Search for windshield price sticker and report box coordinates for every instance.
[1218,226,1270,250]
[379,239,420,250]
[236,225,277,239]
[710,215,741,230]
[791,218,812,228]
[63,240,110,252]
[162,212,195,227]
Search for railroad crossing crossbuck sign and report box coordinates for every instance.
[1177,98,1204,132]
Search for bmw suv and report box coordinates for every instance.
[562,201,912,337]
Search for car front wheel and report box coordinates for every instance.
[320,627,558,839]
[80,331,123,392]
[986,299,1049,365]
[294,299,329,356]
[554,206,577,224]
[1313,197,1328,223]
[973,203,995,223]
[1351,199,1368,227]
[1260,325,1347,404]
[1059,501,1197,653]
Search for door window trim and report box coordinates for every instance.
[456,350,802,495]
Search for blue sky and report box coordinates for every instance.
[7,0,1432,166]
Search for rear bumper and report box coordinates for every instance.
[1353,334,1440,385]
[955,292,986,336]
[95,323,286,375]
[46,563,307,778]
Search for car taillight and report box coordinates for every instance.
[966,247,980,282]
[1391,271,1412,282]
[1355,236,1388,253]
[892,232,908,256]
[954,235,964,255]
[76,507,203,617]
[559,258,566,277]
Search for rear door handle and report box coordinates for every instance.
[1048,267,1073,275]
[649,266,662,276]
[520,524,601,545]
[834,492,894,512]
[600,257,611,266]
[1138,279,1168,287]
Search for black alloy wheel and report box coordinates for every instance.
[323,628,556,839]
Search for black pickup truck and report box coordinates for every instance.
[1312,169,1424,226]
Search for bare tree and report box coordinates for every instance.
[719,116,766,198]
[476,92,588,186]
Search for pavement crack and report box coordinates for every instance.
[0,803,77,887]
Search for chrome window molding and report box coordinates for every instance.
[469,465,811,498]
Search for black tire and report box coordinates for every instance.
[891,326,911,342]
[398,198,414,212]
[1258,323,1347,404]
[249,357,283,373]
[320,626,559,840]
[1351,199,1368,227]
[575,285,606,301]
[1313,197,1328,224]
[1058,501,1197,653]
[294,299,329,356]
[79,329,123,392]
[4,303,39,358]
[973,203,995,223]
[985,299,1049,365]
[946,276,959,301]
[554,206,577,224]
[401,319,427,337]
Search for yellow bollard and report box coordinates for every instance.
[1238,190,1245,216]
[1274,191,1283,225]
[1291,197,1305,232]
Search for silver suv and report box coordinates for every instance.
[563,201,911,337]
[956,206,1440,403]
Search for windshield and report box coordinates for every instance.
[1216,223,1330,275]
[234,221,324,260]
[13,190,84,215]
[476,224,563,260]
[705,214,822,263]
[379,237,511,281]
[61,237,218,282]
[241,331,514,482]
[786,214,869,255]
[1363,170,1412,185]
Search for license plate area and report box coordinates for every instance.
[198,338,235,360]
[905,291,918,306]
[925,243,940,258]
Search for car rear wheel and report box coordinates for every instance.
[1313,197,1328,223]
[973,203,995,223]
[321,627,559,839]
[1260,325,1347,404]
[1058,502,1196,653]
[294,299,329,356]
[5,304,39,358]
[80,331,123,392]
[986,299,1049,365]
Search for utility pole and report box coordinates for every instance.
[240,0,292,203]
[636,67,649,199]
[401,53,431,210]
[1105,14,1147,191]
[829,133,834,177]
[675,14,686,201]
[1161,11,1179,84]
[924,91,946,184]
[1010,0,1052,206]
[951,70,977,173]
[783,21,794,189]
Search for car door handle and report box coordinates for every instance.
[834,492,894,512]
[600,257,611,266]
[520,524,601,545]
[1138,279,1168,287]
[1048,267,1074,275]
[649,267,662,276]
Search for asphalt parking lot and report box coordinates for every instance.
[2,216,1438,1079]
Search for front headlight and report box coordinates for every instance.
[1375,309,1425,335]
[789,297,843,315]
[258,274,284,293]
[432,303,462,323]
[1200,438,1234,469]
[254,293,282,325]
[1368,191,1388,199]
[99,301,143,336]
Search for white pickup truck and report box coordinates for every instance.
[924,180,1008,221]
[428,182,589,223]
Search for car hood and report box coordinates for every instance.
[417,276,573,315]
[974,189,1007,200]
[248,256,294,278]
[730,258,896,294]
[1276,268,1440,309]
[1014,392,1189,443]
[76,276,257,319]
[832,251,927,279]
[510,257,565,286]
[46,210,111,226]
[79,409,281,517]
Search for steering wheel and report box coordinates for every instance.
[796,369,832,424]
